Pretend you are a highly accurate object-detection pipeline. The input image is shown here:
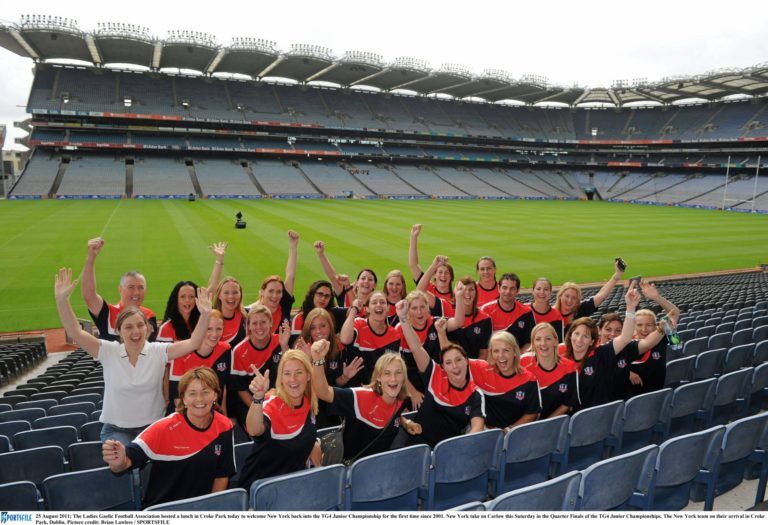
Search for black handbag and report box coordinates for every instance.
[319,419,346,466]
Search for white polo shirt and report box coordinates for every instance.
[97,340,170,428]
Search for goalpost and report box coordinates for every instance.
[722,154,761,212]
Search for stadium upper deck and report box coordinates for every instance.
[2,15,768,108]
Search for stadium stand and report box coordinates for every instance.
[56,155,125,197]
[132,156,196,197]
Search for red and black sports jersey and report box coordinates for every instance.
[630,337,667,395]
[429,297,455,318]
[558,343,568,357]
[396,317,441,393]
[126,411,235,509]
[237,394,316,489]
[611,340,640,401]
[427,282,454,305]
[573,341,618,412]
[450,311,493,359]
[560,297,597,332]
[156,320,185,342]
[326,387,405,460]
[527,304,565,342]
[480,300,535,348]
[221,310,246,347]
[468,359,540,428]
[524,357,579,418]
[476,282,500,307]
[387,302,400,327]
[345,318,401,386]
[168,342,231,403]
[291,308,347,337]
[91,302,157,342]
[270,293,296,334]
[229,335,281,393]
[406,360,485,448]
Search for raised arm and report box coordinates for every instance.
[591,259,626,307]
[640,281,680,325]
[434,316,451,350]
[206,242,227,291]
[81,237,105,316]
[445,281,466,330]
[309,340,335,403]
[284,230,299,297]
[611,283,639,354]
[397,300,431,373]
[245,365,270,437]
[408,224,423,283]
[55,267,100,358]
[339,299,362,345]
[314,240,344,296]
[415,255,444,309]
[167,287,213,360]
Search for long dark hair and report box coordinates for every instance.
[163,280,199,340]
[300,280,337,319]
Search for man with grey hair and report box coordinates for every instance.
[82,237,158,341]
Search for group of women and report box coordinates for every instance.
[56,225,679,507]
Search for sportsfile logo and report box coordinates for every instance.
[1,513,32,524]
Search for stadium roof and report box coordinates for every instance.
[1,16,768,107]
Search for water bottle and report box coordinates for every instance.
[661,315,682,351]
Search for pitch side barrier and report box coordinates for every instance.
[606,198,768,214]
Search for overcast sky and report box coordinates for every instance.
[2,0,768,149]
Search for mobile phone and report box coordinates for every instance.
[628,275,642,288]
[615,257,627,272]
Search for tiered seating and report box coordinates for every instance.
[345,164,424,197]
[430,167,508,198]
[9,153,59,196]
[132,156,195,197]
[194,159,261,197]
[56,155,125,197]
[250,160,321,197]
[389,165,469,197]
[299,162,376,198]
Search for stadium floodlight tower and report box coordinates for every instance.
[96,22,152,42]
[340,51,384,68]
[393,57,430,72]
[20,14,80,34]
[481,68,514,84]
[166,29,217,48]
[288,43,335,62]
[230,37,278,55]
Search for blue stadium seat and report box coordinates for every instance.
[711,368,752,425]
[724,344,754,374]
[754,326,768,344]
[12,426,78,451]
[753,340,768,366]
[0,435,9,453]
[426,429,503,510]
[0,420,31,442]
[60,393,102,405]
[486,471,581,511]
[665,357,695,388]
[15,399,57,412]
[494,415,568,494]
[716,322,735,335]
[33,413,88,431]
[43,466,140,511]
[49,401,96,416]
[649,425,725,511]
[753,316,768,330]
[345,444,430,510]
[708,332,732,351]
[145,488,248,511]
[696,326,716,339]
[693,349,727,381]
[68,441,106,472]
[682,337,707,358]
[0,407,46,424]
[554,400,623,473]
[734,319,753,333]
[732,329,753,347]
[79,420,103,442]
[620,389,672,453]
[249,465,345,511]
[669,378,716,438]
[744,363,768,416]
[0,446,66,487]
[447,501,486,511]
[229,441,251,487]
[692,413,768,507]
[0,481,40,511]
[578,445,658,511]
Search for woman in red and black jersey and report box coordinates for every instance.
[409,226,455,308]
[392,300,484,449]
[444,277,493,360]
[526,278,564,341]
[291,280,346,343]
[247,230,299,334]
[521,323,578,418]
[229,305,290,427]
[555,259,625,334]
[340,292,401,387]
[383,270,408,326]
[456,327,540,430]
[314,240,378,308]
[475,256,499,307]
[311,342,409,462]
[213,277,247,348]
[238,350,320,489]
[395,289,465,409]
[102,367,235,509]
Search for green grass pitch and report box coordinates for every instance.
[0,199,766,332]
